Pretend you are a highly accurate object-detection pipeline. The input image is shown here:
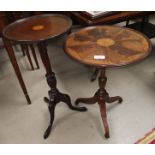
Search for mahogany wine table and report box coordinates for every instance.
[3,14,87,139]
[65,25,152,138]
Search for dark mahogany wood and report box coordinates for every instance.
[2,37,31,104]
[38,42,87,139]
[23,44,34,70]
[3,14,72,43]
[3,14,87,139]
[65,25,152,138]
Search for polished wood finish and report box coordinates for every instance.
[65,25,152,138]
[3,14,87,139]
[3,14,72,43]
[65,26,151,67]
[68,11,155,81]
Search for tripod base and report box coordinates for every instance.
[43,73,87,139]
[76,68,123,138]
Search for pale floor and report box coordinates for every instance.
[1,19,155,144]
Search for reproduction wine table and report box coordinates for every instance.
[3,14,87,139]
[65,25,152,138]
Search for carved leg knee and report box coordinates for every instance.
[75,96,97,105]
[61,93,87,112]
[106,96,123,104]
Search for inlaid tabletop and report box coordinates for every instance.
[3,14,72,43]
[65,26,152,67]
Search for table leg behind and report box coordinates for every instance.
[24,44,34,70]
[29,44,39,69]
[20,44,26,56]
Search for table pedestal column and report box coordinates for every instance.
[75,68,123,138]
[38,42,87,139]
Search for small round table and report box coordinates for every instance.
[64,25,152,138]
[3,14,87,139]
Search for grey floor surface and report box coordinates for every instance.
[0,19,155,144]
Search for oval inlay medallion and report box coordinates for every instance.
[32,25,44,31]
[97,38,115,47]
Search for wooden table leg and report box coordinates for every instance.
[20,44,26,56]
[75,68,123,138]
[91,67,99,82]
[2,37,31,104]
[37,42,87,139]
[23,44,34,70]
[29,44,39,69]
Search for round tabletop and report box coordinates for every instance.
[3,14,72,43]
[64,25,152,67]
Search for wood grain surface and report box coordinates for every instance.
[65,26,152,67]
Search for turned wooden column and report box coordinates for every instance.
[37,42,87,139]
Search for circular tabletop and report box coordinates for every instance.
[64,26,152,67]
[3,14,72,43]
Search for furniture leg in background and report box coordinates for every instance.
[20,44,39,70]
[29,44,39,69]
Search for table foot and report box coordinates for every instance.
[75,95,98,105]
[43,92,87,139]
[44,101,56,139]
[25,94,31,104]
[44,97,49,104]
[106,96,123,104]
